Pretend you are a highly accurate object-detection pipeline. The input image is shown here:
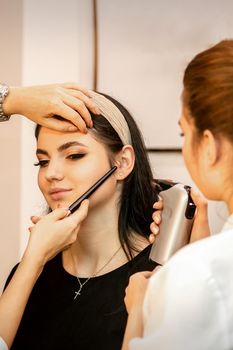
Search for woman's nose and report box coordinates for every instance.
[44,161,64,182]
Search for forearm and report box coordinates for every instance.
[1,82,97,131]
[0,256,44,348]
[121,307,144,350]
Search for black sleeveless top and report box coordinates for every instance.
[6,245,157,350]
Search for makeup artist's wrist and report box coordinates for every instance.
[121,307,144,350]
[2,87,21,116]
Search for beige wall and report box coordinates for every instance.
[0,0,22,290]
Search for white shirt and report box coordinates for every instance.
[0,337,8,350]
[130,214,233,350]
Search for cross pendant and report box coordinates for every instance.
[74,286,82,300]
[74,291,81,300]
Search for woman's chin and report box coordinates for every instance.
[49,200,70,210]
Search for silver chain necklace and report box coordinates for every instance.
[70,246,122,300]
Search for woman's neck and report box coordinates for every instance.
[222,178,233,214]
[221,142,233,214]
[78,195,121,246]
[63,197,127,277]
[227,191,233,214]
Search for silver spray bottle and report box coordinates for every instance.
[149,180,196,265]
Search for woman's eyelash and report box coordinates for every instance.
[179,132,184,137]
[67,153,85,160]
[34,160,49,167]
[34,154,85,167]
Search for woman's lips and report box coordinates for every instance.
[49,188,72,201]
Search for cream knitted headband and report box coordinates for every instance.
[89,91,132,145]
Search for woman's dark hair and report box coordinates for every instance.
[35,92,158,260]
[183,39,233,143]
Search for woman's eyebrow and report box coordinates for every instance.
[36,141,87,156]
[57,141,87,152]
[36,149,48,156]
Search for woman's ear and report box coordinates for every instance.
[114,145,135,180]
[202,130,220,166]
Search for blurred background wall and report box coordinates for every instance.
[0,0,22,291]
[0,0,230,291]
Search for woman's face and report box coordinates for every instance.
[179,104,207,195]
[36,127,118,210]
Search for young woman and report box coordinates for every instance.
[5,91,159,350]
[123,39,233,350]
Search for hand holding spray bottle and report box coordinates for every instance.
[149,180,196,265]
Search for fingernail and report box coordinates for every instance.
[95,107,101,114]
[154,266,162,272]
[152,226,159,235]
[68,125,77,131]
[154,214,161,224]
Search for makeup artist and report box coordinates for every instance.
[0,82,98,350]
[122,40,233,350]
